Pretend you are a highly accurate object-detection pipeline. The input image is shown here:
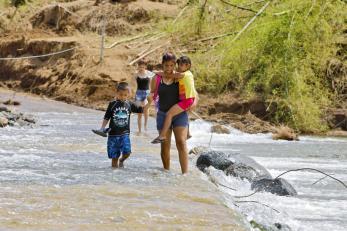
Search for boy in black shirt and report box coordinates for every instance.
[93,82,146,168]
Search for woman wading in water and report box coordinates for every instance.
[148,53,193,174]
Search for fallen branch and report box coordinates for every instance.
[199,31,237,42]
[235,200,280,213]
[56,4,81,18]
[230,1,271,43]
[216,182,236,191]
[242,0,266,7]
[131,33,167,49]
[233,191,259,198]
[220,0,257,13]
[274,168,347,189]
[105,33,152,49]
[128,42,169,66]
[172,5,188,24]
[136,45,152,58]
[312,175,330,185]
[273,10,291,16]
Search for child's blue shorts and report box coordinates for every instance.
[107,134,131,159]
[135,90,150,102]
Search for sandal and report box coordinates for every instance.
[151,136,166,144]
[92,129,109,137]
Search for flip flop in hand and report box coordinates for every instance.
[151,136,166,144]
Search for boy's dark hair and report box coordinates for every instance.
[137,59,147,66]
[116,82,130,91]
[162,52,176,64]
[177,56,191,65]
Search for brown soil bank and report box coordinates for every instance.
[0,0,346,136]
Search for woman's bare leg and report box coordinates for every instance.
[137,113,142,133]
[173,126,188,174]
[159,104,184,139]
[160,129,172,170]
[144,105,149,131]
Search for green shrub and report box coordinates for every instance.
[165,0,346,132]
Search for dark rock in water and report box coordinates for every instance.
[193,147,297,197]
[225,152,272,181]
[250,220,292,231]
[251,178,297,196]
[196,150,234,171]
[274,223,292,231]
[0,106,10,112]
[224,163,263,181]
[0,110,36,128]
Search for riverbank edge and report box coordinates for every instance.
[1,87,347,138]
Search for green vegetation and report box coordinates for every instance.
[166,0,347,133]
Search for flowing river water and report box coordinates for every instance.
[0,90,346,230]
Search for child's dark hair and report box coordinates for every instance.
[137,59,147,66]
[116,82,130,91]
[162,52,176,64]
[177,56,191,65]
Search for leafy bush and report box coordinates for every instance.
[166,0,347,132]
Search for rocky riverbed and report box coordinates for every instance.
[0,105,36,127]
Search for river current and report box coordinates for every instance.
[0,90,346,230]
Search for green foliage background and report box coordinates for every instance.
[167,0,347,133]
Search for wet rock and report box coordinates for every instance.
[272,126,299,141]
[193,147,296,196]
[331,109,347,131]
[251,178,297,196]
[227,153,272,179]
[274,223,292,231]
[250,220,292,231]
[3,99,21,106]
[196,150,233,171]
[211,124,230,134]
[0,116,9,127]
[189,146,209,155]
[0,110,35,128]
[327,129,347,137]
[224,163,263,181]
[0,106,10,112]
[22,115,36,124]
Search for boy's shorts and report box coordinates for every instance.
[107,134,131,159]
[135,90,150,102]
[156,111,189,131]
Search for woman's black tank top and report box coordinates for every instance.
[158,80,179,112]
[136,77,150,90]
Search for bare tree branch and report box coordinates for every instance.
[220,0,257,13]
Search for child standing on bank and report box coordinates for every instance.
[134,60,154,133]
[151,56,197,144]
[93,82,147,168]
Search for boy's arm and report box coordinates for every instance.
[100,119,109,129]
[101,102,113,127]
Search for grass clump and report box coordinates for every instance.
[166,0,347,133]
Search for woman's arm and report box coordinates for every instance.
[147,76,157,105]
